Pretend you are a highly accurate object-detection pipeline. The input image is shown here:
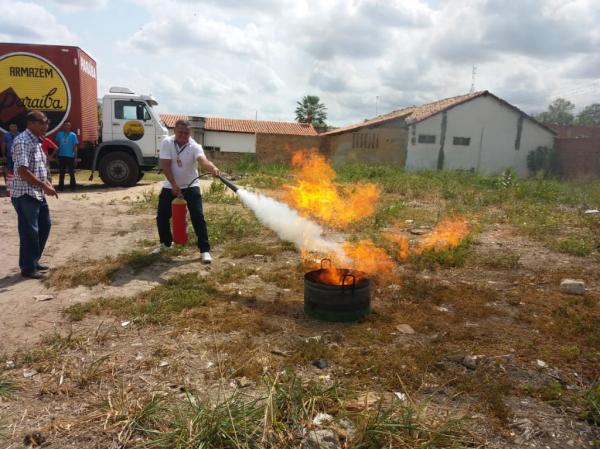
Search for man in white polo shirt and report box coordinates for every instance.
[155,119,220,263]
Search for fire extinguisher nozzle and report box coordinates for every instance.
[217,175,239,193]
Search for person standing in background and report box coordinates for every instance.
[54,121,78,191]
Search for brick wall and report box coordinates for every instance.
[555,137,600,179]
[255,133,322,163]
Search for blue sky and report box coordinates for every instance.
[2,0,599,126]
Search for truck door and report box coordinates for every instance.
[111,99,156,156]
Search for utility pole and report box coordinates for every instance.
[470,65,477,93]
[376,95,380,116]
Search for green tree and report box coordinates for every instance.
[575,103,600,126]
[295,95,327,128]
[535,98,575,125]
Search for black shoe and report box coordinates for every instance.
[21,270,47,279]
[36,264,50,271]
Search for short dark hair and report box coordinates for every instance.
[26,111,47,124]
[174,119,191,129]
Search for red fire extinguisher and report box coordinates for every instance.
[171,197,188,245]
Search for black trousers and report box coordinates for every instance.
[156,186,210,252]
[58,156,76,190]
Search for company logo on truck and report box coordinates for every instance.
[0,52,71,134]
[123,120,144,141]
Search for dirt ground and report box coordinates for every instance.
[0,178,211,351]
[0,176,599,449]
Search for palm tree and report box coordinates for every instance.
[295,95,327,128]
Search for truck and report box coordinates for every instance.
[0,42,168,187]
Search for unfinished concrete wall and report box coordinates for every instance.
[324,119,408,167]
[255,133,322,163]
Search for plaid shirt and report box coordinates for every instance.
[11,129,48,201]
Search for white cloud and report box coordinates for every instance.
[0,1,77,43]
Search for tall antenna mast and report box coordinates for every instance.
[470,65,477,93]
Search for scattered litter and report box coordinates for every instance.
[394,392,407,401]
[135,353,143,361]
[158,360,169,367]
[271,348,291,357]
[312,358,330,369]
[5,360,15,369]
[305,336,322,343]
[120,320,131,327]
[23,368,38,378]
[436,306,450,312]
[131,342,143,347]
[234,376,254,388]
[536,359,547,368]
[205,361,214,369]
[410,228,428,235]
[405,219,414,224]
[312,413,333,427]
[462,355,479,370]
[560,279,585,295]
[253,254,265,258]
[584,209,599,215]
[34,294,54,302]
[395,324,415,334]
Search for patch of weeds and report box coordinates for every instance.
[129,189,159,211]
[202,180,239,204]
[551,236,596,257]
[583,382,600,425]
[67,273,218,324]
[258,265,303,291]
[208,210,261,245]
[77,355,112,387]
[472,249,521,270]
[46,248,178,289]
[409,237,473,270]
[99,388,165,447]
[0,378,14,398]
[214,265,256,284]
[223,241,281,258]
[66,302,94,321]
[289,337,334,365]
[143,391,263,449]
[353,401,475,449]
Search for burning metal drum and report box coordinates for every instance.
[304,260,371,322]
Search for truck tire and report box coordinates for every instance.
[137,172,144,182]
[99,151,139,187]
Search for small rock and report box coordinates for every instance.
[121,320,131,327]
[410,228,428,235]
[436,306,450,312]
[334,417,357,440]
[462,355,478,370]
[34,294,54,302]
[23,431,46,447]
[312,412,333,427]
[5,360,15,369]
[312,358,330,369]
[395,324,415,334]
[23,368,38,378]
[560,279,585,295]
[158,360,169,367]
[536,359,547,368]
[302,429,341,449]
[404,219,414,224]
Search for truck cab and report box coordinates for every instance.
[94,87,168,187]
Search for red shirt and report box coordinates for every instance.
[41,137,58,156]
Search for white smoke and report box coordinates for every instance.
[236,188,347,260]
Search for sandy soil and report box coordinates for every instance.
[0,179,212,352]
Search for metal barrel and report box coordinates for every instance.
[217,175,239,193]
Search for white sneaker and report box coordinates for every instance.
[200,252,212,264]
[151,244,170,255]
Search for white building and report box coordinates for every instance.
[323,91,556,176]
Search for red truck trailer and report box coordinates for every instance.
[0,43,166,186]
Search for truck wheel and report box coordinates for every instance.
[137,172,144,182]
[99,151,139,187]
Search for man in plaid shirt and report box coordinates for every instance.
[11,111,58,279]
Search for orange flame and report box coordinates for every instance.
[284,150,381,228]
[415,217,469,254]
[383,233,410,261]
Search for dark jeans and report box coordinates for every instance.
[58,156,76,190]
[11,195,51,274]
[156,186,210,252]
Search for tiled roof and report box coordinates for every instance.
[322,91,554,136]
[160,114,318,136]
[323,91,484,136]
